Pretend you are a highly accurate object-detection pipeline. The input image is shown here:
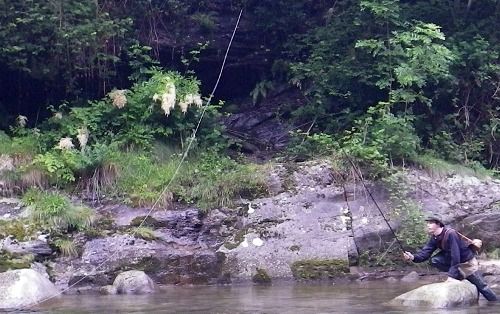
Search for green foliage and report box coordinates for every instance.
[191,13,217,34]
[38,69,210,151]
[176,151,269,210]
[0,0,133,97]
[22,188,95,231]
[411,154,495,179]
[286,132,338,160]
[383,172,427,249]
[111,152,177,207]
[250,80,274,105]
[340,104,420,175]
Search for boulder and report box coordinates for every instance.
[2,236,52,257]
[112,270,158,294]
[0,268,59,309]
[388,280,478,309]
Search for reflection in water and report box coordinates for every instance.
[14,281,498,313]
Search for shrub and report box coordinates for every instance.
[22,188,95,232]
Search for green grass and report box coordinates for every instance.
[412,154,496,179]
[176,153,269,210]
[22,188,95,231]
[54,238,78,257]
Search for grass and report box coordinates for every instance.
[176,153,269,210]
[22,188,95,231]
[105,150,269,211]
[411,153,496,179]
[54,238,78,257]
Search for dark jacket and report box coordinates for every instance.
[412,227,475,279]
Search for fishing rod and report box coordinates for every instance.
[341,149,406,252]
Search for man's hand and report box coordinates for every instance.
[403,251,414,261]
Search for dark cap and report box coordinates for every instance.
[425,215,445,227]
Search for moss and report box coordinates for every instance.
[252,268,272,284]
[0,219,33,240]
[129,216,162,228]
[223,227,248,250]
[0,251,34,272]
[290,259,349,280]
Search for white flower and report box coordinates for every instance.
[160,82,176,115]
[109,90,127,109]
[54,112,63,119]
[178,93,202,114]
[57,137,74,150]
[152,93,160,102]
[17,115,28,127]
[77,127,89,150]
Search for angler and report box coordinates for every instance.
[403,216,498,302]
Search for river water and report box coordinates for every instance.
[19,281,497,314]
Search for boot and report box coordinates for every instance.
[466,272,498,301]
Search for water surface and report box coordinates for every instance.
[16,281,500,313]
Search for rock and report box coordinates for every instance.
[2,236,53,257]
[99,285,118,295]
[400,271,420,283]
[112,270,158,294]
[458,214,500,250]
[388,280,478,309]
[0,269,59,309]
[479,260,500,275]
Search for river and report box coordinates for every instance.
[18,281,498,313]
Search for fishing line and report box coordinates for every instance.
[24,8,244,310]
[341,150,406,252]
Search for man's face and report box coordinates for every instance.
[426,221,441,235]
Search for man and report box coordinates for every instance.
[403,216,497,301]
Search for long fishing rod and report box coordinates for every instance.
[341,149,406,252]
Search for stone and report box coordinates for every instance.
[388,280,478,309]
[400,271,420,283]
[112,270,158,294]
[2,236,53,257]
[0,269,59,309]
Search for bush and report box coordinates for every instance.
[341,104,420,176]
[22,188,95,232]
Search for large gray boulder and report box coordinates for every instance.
[388,280,478,309]
[0,268,59,309]
[111,270,158,294]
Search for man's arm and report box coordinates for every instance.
[411,238,437,263]
[446,231,462,279]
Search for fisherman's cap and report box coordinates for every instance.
[425,215,445,227]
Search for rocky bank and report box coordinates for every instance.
[1,160,500,295]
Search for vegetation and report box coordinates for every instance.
[1,0,499,266]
